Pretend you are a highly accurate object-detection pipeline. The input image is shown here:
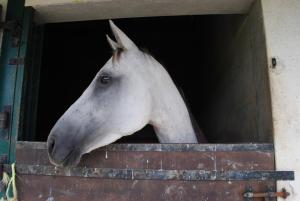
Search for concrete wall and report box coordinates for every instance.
[205,0,273,143]
[261,0,300,200]
[25,0,254,23]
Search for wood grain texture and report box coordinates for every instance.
[15,142,276,201]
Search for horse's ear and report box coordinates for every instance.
[106,34,118,50]
[109,20,138,50]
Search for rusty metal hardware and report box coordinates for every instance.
[8,57,24,65]
[0,106,10,130]
[0,111,8,129]
[0,106,11,140]
[244,188,290,200]
[0,19,22,47]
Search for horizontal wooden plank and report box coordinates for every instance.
[16,150,275,171]
[17,141,274,152]
[7,164,294,181]
[16,142,275,171]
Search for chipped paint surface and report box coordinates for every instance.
[46,187,54,201]
[18,164,291,181]
[17,141,274,152]
[261,0,300,200]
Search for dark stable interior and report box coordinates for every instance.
[36,16,224,143]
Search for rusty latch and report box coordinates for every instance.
[243,188,290,200]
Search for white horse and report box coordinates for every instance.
[47,20,206,167]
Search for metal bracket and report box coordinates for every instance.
[243,187,290,200]
[0,19,22,47]
[0,106,11,139]
[0,111,8,129]
[244,186,253,201]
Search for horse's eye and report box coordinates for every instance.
[100,74,111,84]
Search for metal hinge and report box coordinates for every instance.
[0,111,9,129]
[0,106,10,129]
[0,106,11,139]
[244,187,290,201]
[0,19,22,47]
[8,57,24,65]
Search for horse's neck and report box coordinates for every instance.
[147,61,198,143]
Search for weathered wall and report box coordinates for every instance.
[261,0,300,200]
[205,0,272,143]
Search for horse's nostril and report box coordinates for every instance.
[48,137,56,155]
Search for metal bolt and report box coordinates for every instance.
[271,57,277,68]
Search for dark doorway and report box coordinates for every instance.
[36,16,220,142]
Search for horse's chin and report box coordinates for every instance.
[49,148,83,167]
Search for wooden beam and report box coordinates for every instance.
[25,0,254,23]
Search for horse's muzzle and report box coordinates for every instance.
[47,133,82,167]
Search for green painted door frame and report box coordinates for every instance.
[0,1,32,166]
[0,3,43,198]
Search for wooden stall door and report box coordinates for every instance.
[12,142,293,201]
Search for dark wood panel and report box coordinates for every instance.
[14,142,279,201]
[16,142,274,171]
[17,175,273,201]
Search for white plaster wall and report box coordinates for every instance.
[261,0,300,200]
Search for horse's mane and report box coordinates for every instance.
[177,87,207,143]
[142,49,207,142]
